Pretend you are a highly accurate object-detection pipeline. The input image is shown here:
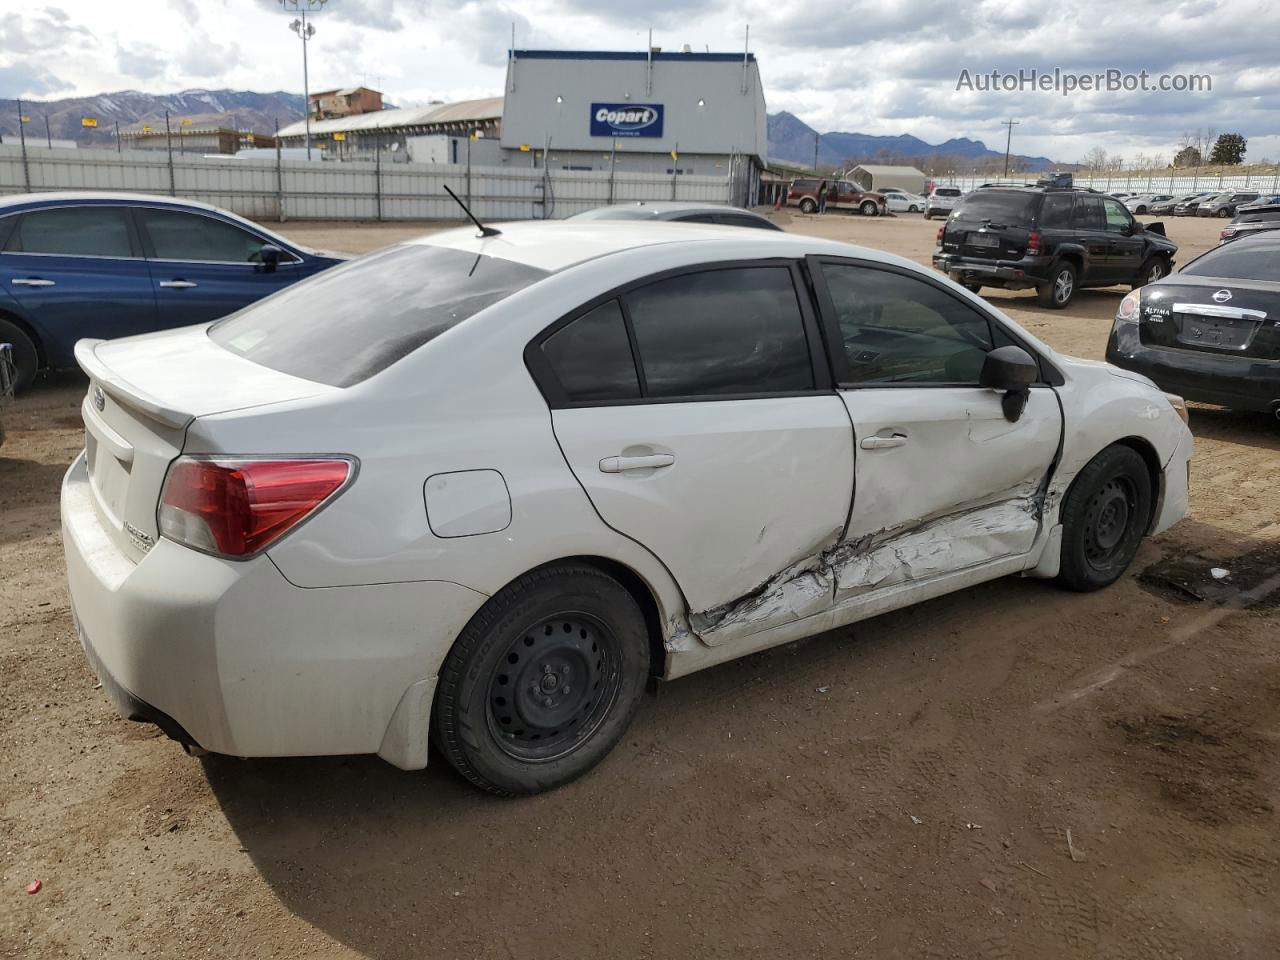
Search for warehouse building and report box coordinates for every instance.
[501,48,768,180]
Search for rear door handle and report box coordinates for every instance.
[159,280,198,289]
[11,278,55,287]
[860,434,908,450]
[599,454,675,473]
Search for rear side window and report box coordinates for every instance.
[625,267,814,398]
[1039,195,1074,228]
[3,206,133,257]
[1181,242,1280,281]
[211,244,549,387]
[1072,196,1105,229]
[953,191,1034,221]
[138,208,273,263]
[792,179,818,191]
[542,300,640,403]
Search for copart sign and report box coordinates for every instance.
[590,103,664,138]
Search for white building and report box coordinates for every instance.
[500,48,767,186]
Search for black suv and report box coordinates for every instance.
[933,186,1179,308]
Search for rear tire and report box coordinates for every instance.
[0,318,39,393]
[799,198,817,214]
[908,204,920,213]
[961,281,983,293]
[1037,261,1078,309]
[1056,445,1153,592]
[433,563,650,796]
[1217,208,1230,218]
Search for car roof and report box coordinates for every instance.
[571,201,765,219]
[408,219,914,274]
[0,191,231,214]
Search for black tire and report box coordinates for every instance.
[908,205,920,213]
[961,281,983,293]
[1056,445,1153,592]
[923,211,933,220]
[1135,205,1147,214]
[0,318,39,393]
[799,198,817,214]
[433,563,650,796]
[1217,208,1230,218]
[1037,261,1077,309]
[1132,256,1168,289]
[860,200,878,216]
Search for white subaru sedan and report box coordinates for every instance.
[62,221,1192,795]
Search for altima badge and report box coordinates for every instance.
[1212,289,1232,303]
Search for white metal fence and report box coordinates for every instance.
[0,144,742,222]
[945,169,1280,195]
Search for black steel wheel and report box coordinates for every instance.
[487,613,620,763]
[0,318,39,393]
[433,563,650,796]
[1056,445,1153,591]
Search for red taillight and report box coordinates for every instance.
[1220,227,1234,239]
[1026,230,1042,255]
[936,225,945,246]
[158,457,353,558]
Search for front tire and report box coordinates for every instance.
[0,318,39,393]
[433,563,650,796]
[860,201,878,216]
[1037,261,1078,309]
[908,205,920,213]
[1056,445,1153,592]
[1217,208,1231,218]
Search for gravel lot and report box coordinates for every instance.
[3,211,1277,960]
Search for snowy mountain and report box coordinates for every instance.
[0,89,306,144]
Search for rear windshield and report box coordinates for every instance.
[1181,242,1280,281]
[933,188,962,197]
[210,244,549,387]
[1237,209,1280,222]
[952,191,1035,222]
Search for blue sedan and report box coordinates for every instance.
[0,193,347,390]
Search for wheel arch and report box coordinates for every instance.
[0,306,47,367]
[1061,436,1162,534]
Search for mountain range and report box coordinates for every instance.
[0,89,305,145]
[767,111,1059,171]
[0,89,1062,170]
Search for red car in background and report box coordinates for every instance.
[786,178,887,216]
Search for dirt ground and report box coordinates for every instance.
[2,211,1277,960]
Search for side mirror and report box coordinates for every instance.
[980,345,1039,422]
[256,244,283,274]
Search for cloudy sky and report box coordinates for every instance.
[2,0,1277,164]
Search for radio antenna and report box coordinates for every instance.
[443,184,501,237]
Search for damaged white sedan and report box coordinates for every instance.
[62,221,1192,796]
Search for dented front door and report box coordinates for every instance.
[811,258,1062,603]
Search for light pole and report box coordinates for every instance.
[280,0,325,160]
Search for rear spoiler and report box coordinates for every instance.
[73,339,193,430]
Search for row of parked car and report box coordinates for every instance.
[1113,190,1280,218]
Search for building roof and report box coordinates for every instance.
[511,49,756,62]
[278,97,504,138]
[850,164,927,176]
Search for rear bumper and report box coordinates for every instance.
[1106,327,1280,412]
[933,253,1051,289]
[61,452,488,769]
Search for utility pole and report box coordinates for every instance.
[16,99,30,192]
[44,115,51,148]
[813,131,820,172]
[1001,119,1020,178]
[281,0,325,161]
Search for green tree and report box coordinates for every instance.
[1172,145,1201,167]
[1209,133,1247,165]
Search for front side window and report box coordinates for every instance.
[820,263,994,385]
[623,267,815,398]
[212,244,549,386]
[139,209,274,263]
[3,206,133,258]
[1102,199,1132,233]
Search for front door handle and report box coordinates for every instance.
[860,434,908,450]
[159,280,198,289]
[11,278,55,287]
[599,453,675,474]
